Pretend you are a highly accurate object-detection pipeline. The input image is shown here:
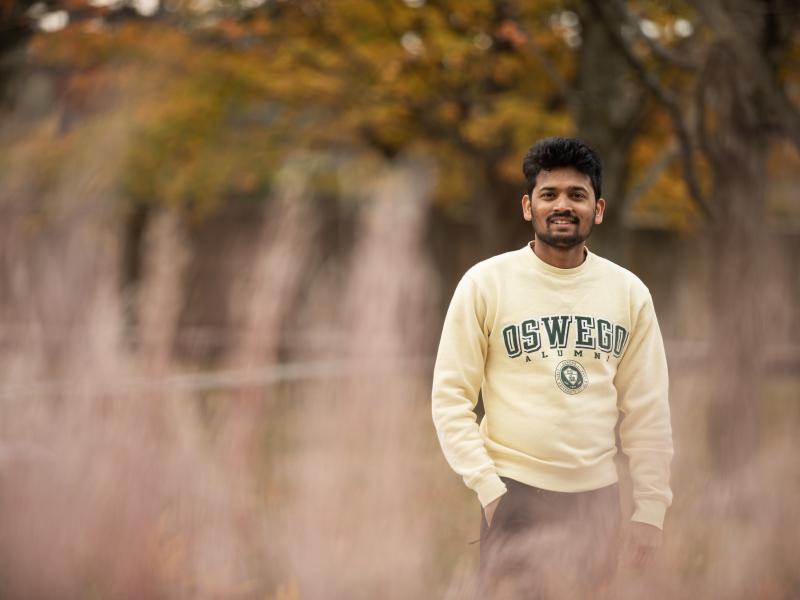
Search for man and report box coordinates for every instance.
[431,137,673,597]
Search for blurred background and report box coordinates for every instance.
[0,0,798,598]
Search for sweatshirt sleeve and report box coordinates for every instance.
[431,274,507,507]
[615,293,674,530]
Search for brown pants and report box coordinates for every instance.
[478,478,621,599]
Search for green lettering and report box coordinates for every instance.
[542,315,573,349]
[521,319,541,353]
[597,319,613,353]
[575,316,596,349]
[613,325,629,357]
[503,325,522,358]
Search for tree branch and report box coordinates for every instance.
[689,0,800,154]
[584,0,712,218]
[520,33,571,102]
[490,8,571,106]
[608,0,699,71]
[623,145,679,214]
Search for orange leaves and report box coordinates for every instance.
[496,19,527,49]
[20,0,655,220]
[626,124,707,231]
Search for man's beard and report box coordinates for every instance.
[533,216,594,248]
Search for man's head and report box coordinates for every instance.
[523,137,602,199]
[521,137,606,249]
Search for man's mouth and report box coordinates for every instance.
[548,217,578,225]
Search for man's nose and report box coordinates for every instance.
[553,192,572,211]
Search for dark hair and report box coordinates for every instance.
[522,137,602,199]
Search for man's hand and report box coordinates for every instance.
[484,496,502,528]
[620,522,662,569]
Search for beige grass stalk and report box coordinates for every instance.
[282,158,442,599]
[219,160,316,470]
[138,210,189,379]
[0,132,264,598]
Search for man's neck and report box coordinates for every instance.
[531,240,587,269]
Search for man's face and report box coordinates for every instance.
[521,167,605,249]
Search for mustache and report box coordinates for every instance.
[547,212,579,223]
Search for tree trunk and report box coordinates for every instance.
[574,2,644,267]
[699,39,767,476]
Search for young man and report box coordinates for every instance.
[431,137,673,596]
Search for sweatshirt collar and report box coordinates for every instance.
[523,241,593,277]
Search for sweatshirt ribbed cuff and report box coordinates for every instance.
[631,498,668,530]
[475,474,507,508]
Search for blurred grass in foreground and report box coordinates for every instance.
[0,152,798,598]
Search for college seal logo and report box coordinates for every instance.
[555,360,588,395]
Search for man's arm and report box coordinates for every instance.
[431,274,507,508]
[615,293,674,530]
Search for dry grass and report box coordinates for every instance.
[0,127,798,599]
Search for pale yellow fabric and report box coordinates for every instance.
[432,243,673,529]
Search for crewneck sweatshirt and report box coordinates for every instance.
[432,243,673,529]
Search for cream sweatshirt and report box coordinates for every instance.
[432,243,673,529]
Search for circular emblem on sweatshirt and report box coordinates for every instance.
[555,360,588,395]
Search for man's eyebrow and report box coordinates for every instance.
[537,185,589,192]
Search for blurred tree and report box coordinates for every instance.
[15,1,719,345]
[0,0,34,100]
[9,0,756,243]
[588,0,800,475]
[16,0,680,261]
[10,3,798,427]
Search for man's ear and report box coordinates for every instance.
[594,198,606,225]
[522,195,532,221]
